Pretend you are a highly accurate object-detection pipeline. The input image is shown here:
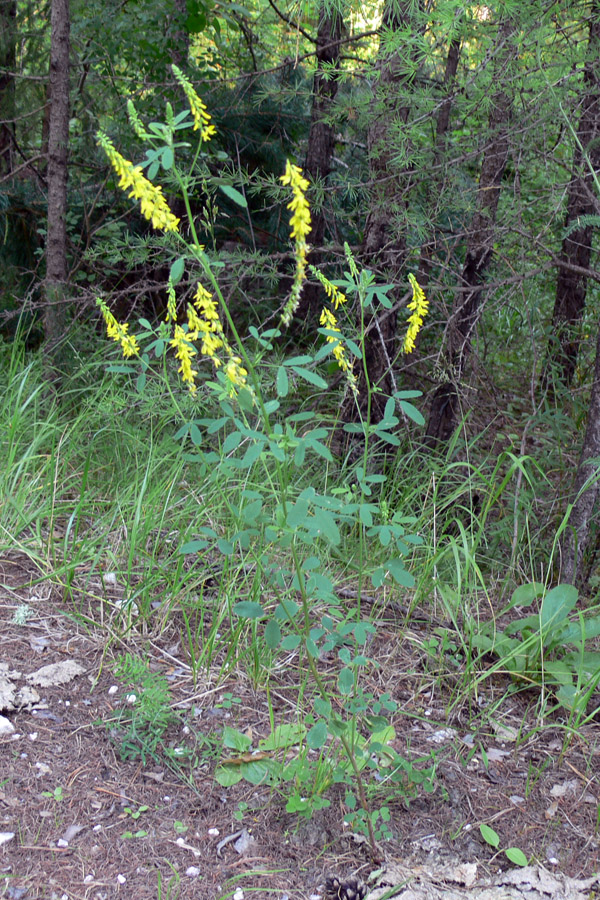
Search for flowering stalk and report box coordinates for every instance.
[279,161,311,327]
[96,132,180,233]
[96,298,140,358]
[403,274,428,353]
[172,65,217,142]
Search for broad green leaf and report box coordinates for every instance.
[307,720,328,749]
[291,366,328,389]
[505,848,528,867]
[240,758,274,784]
[541,584,578,634]
[276,366,289,397]
[233,601,265,619]
[480,824,500,848]
[264,620,281,649]
[399,400,425,425]
[219,184,248,207]
[214,765,243,786]
[179,540,208,554]
[506,582,546,612]
[223,431,243,453]
[169,257,185,285]
[260,723,306,750]
[222,726,252,751]
[338,667,354,694]
[281,634,301,650]
[283,355,313,365]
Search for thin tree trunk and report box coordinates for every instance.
[561,314,600,585]
[298,4,342,320]
[542,1,600,390]
[425,17,517,444]
[0,0,16,177]
[44,0,70,360]
[417,31,462,286]
[349,0,423,424]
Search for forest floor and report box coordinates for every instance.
[2,551,600,900]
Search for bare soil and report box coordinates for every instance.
[2,552,600,900]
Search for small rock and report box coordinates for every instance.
[0,832,15,846]
[27,661,85,687]
[185,867,200,877]
[0,716,15,735]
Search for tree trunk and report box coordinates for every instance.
[0,0,16,177]
[561,314,600,586]
[349,0,423,424]
[542,1,600,390]
[44,0,70,361]
[425,17,516,445]
[298,4,342,321]
[417,30,462,286]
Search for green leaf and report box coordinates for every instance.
[214,766,243,786]
[338,667,354,694]
[505,848,528,867]
[312,509,340,545]
[281,634,301,650]
[283,355,313,365]
[219,184,248,207]
[223,431,243,453]
[540,584,578,634]
[399,400,425,425]
[233,601,265,619]
[222,726,252,752]
[307,721,328,749]
[480,824,500,848]
[506,582,545,612]
[260,723,306,750]
[240,758,274,784]
[359,504,373,526]
[276,366,289,397]
[179,540,208,554]
[291,366,328,389]
[161,146,174,170]
[264,619,281,648]
[170,257,185,284]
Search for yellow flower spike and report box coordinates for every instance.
[224,356,248,396]
[319,307,358,397]
[97,132,180,233]
[166,279,177,323]
[126,99,146,139]
[279,160,312,327]
[96,298,140,359]
[170,325,198,392]
[187,303,204,338]
[172,64,217,141]
[311,267,347,309]
[403,274,429,354]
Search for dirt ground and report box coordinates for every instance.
[2,551,600,900]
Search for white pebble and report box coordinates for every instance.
[117,874,126,884]
[185,867,201,877]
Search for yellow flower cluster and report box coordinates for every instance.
[171,282,248,396]
[166,279,177,322]
[311,267,347,309]
[279,160,312,326]
[320,307,358,396]
[403,274,429,354]
[172,65,217,142]
[96,298,140,358]
[170,325,198,389]
[96,132,180,233]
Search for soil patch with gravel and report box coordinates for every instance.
[2,552,600,900]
